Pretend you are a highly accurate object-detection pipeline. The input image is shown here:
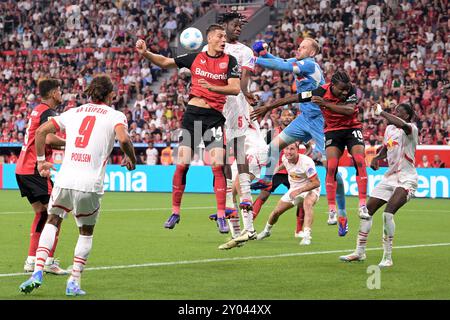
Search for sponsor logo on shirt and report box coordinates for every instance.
[194,68,227,80]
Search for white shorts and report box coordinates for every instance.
[370,175,417,202]
[280,187,320,206]
[224,93,251,141]
[48,187,102,227]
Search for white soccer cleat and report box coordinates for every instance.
[327,210,337,225]
[256,230,271,240]
[24,260,35,273]
[44,258,68,275]
[294,230,304,238]
[218,237,246,250]
[378,258,393,268]
[233,229,257,243]
[299,237,311,245]
[359,205,371,220]
[339,252,366,262]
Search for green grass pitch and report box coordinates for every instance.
[0,190,449,300]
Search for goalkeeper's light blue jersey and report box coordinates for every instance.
[256,54,325,117]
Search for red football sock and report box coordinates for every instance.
[212,166,226,218]
[252,197,266,219]
[296,205,305,233]
[172,164,189,214]
[353,154,368,207]
[28,210,48,256]
[326,158,339,212]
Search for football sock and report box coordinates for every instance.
[353,154,368,207]
[326,157,339,212]
[303,227,312,238]
[296,205,304,233]
[28,210,47,256]
[69,235,93,284]
[264,222,273,232]
[252,197,266,219]
[228,212,241,238]
[172,164,189,214]
[238,173,252,202]
[212,166,226,218]
[336,172,347,217]
[242,207,255,232]
[264,141,279,181]
[356,216,373,255]
[382,212,395,260]
[35,223,57,272]
[225,178,234,209]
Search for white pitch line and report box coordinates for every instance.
[1,242,449,278]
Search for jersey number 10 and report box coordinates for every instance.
[75,116,96,148]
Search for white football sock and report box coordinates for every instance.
[382,212,395,260]
[238,173,252,202]
[35,224,57,272]
[356,216,373,255]
[69,235,93,284]
[225,179,234,208]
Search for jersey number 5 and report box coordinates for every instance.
[75,116,96,148]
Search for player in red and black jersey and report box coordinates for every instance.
[310,71,368,223]
[15,78,67,275]
[136,24,240,234]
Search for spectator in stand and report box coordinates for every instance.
[146,142,159,165]
[418,155,431,168]
[432,154,445,168]
[191,153,204,166]
[160,142,173,166]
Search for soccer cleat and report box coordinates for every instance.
[256,230,271,240]
[359,205,371,220]
[66,280,86,296]
[233,229,257,243]
[218,237,245,250]
[239,200,253,210]
[300,237,311,245]
[250,178,272,191]
[164,213,180,229]
[208,208,237,221]
[44,258,68,275]
[294,230,305,238]
[216,217,230,234]
[378,258,393,268]
[339,252,366,262]
[19,270,43,294]
[327,210,337,225]
[23,260,35,273]
[338,216,348,237]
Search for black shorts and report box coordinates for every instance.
[179,105,226,151]
[269,173,290,193]
[16,173,53,205]
[325,128,364,152]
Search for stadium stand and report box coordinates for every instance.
[0,0,448,166]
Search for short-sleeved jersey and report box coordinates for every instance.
[383,124,418,182]
[310,83,361,132]
[16,104,56,175]
[174,51,240,112]
[282,154,318,190]
[51,103,128,194]
[203,42,255,134]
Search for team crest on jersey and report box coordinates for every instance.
[219,62,227,69]
[307,167,316,176]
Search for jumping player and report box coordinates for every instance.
[136,24,240,233]
[19,74,137,296]
[250,38,347,228]
[340,103,418,267]
[256,142,320,245]
[15,78,67,275]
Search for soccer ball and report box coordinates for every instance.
[180,27,203,51]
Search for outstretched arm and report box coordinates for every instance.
[312,96,356,115]
[374,104,412,135]
[136,39,177,69]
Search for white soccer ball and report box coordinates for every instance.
[179,27,203,51]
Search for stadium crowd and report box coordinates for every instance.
[0,0,449,166]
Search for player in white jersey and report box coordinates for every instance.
[19,75,137,296]
[204,12,266,247]
[256,142,320,245]
[340,103,418,267]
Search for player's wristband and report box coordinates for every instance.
[37,155,45,161]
